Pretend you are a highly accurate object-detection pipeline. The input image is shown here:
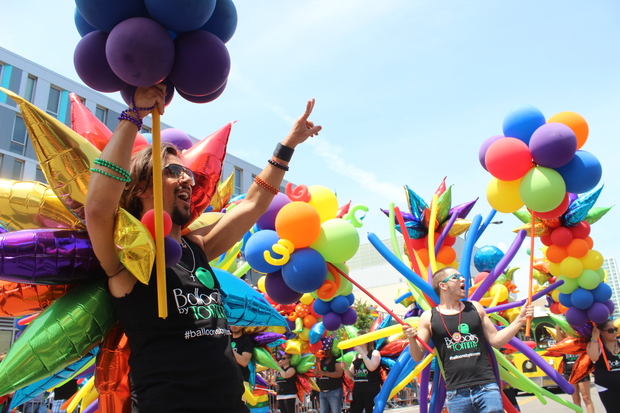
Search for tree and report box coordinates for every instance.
[353,299,375,331]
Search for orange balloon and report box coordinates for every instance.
[546,244,568,264]
[558,303,568,313]
[584,236,594,249]
[0,282,71,317]
[436,246,456,265]
[295,304,309,318]
[566,238,589,258]
[547,111,589,149]
[275,202,321,248]
[95,324,132,413]
[303,314,317,329]
[417,248,430,267]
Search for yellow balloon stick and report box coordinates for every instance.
[66,376,95,413]
[337,321,418,350]
[152,110,167,319]
[389,352,435,399]
[427,194,439,275]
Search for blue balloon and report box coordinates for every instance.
[75,0,148,33]
[145,0,216,33]
[330,296,350,314]
[591,282,612,303]
[281,248,327,293]
[142,133,153,144]
[570,287,594,310]
[555,150,602,194]
[244,230,282,274]
[313,299,331,316]
[199,0,238,43]
[558,292,573,308]
[473,245,505,272]
[74,7,96,37]
[502,104,546,145]
[345,293,355,306]
[215,268,288,327]
[309,322,325,344]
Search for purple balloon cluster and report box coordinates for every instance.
[73,0,237,104]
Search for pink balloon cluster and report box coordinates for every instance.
[480,106,602,217]
[73,0,237,104]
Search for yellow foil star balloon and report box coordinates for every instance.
[0,179,85,231]
[1,88,100,222]
[115,208,155,284]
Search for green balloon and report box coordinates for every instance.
[577,269,600,290]
[597,268,607,282]
[519,166,566,213]
[295,354,316,373]
[0,280,115,396]
[310,219,360,264]
[556,275,578,294]
[336,350,356,366]
[253,347,280,371]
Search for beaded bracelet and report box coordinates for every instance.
[118,110,143,130]
[268,158,289,171]
[93,158,131,180]
[273,143,294,162]
[254,176,279,195]
[90,168,131,182]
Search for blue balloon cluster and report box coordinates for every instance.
[73,0,237,104]
[312,293,357,331]
[473,245,504,272]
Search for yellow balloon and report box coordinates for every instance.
[298,327,310,342]
[257,276,266,292]
[581,249,603,270]
[115,208,155,284]
[551,289,560,302]
[307,185,339,223]
[490,284,508,303]
[272,326,286,334]
[560,256,583,278]
[548,262,562,277]
[337,318,419,350]
[300,293,314,305]
[486,177,524,213]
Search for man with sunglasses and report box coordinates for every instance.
[85,85,321,412]
[403,266,533,413]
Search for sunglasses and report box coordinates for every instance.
[602,327,618,334]
[441,273,465,283]
[163,164,195,186]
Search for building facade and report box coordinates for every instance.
[602,257,620,320]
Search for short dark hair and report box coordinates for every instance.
[120,143,181,218]
[432,267,456,296]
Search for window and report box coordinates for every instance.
[36,167,47,184]
[24,76,36,102]
[234,167,243,195]
[46,86,61,118]
[95,106,108,123]
[141,125,151,134]
[10,115,28,156]
[11,159,24,180]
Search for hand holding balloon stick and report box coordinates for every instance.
[327,263,433,353]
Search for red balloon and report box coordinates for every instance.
[550,227,573,247]
[540,234,553,246]
[533,193,569,219]
[474,271,489,284]
[141,209,172,239]
[570,221,591,239]
[308,340,322,354]
[96,324,132,413]
[443,236,457,247]
[485,137,533,181]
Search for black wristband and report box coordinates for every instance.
[273,143,294,162]
[268,158,289,171]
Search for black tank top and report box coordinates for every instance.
[317,357,342,391]
[431,301,496,390]
[593,338,620,390]
[276,367,298,396]
[352,354,381,393]
[111,237,245,412]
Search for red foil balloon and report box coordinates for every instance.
[0,281,72,317]
[96,324,132,413]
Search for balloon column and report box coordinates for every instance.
[246,185,367,336]
[73,0,237,103]
[482,107,602,216]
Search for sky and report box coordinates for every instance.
[2,0,620,297]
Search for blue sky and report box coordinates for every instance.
[2,1,620,295]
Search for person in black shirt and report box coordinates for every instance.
[403,267,532,413]
[586,318,620,412]
[269,355,298,413]
[231,325,255,383]
[342,332,381,413]
[85,85,321,412]
[315,347,344,413]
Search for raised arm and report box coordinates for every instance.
[475,301,533,348]
[85,85,166,296]
[190,99,321,259]
[586,327,601,362]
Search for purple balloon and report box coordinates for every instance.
[164,236,182,267]
[341,307,358,325]
[106,17,175,87]
[145,0,216,33]
[81,399,99,413]
[169,30,230,96]
[199,0,238,43]
[555,150,602,194]
[322,311,342,331]
[529,123,577,168]
[571,323,592,339]
[75,0,148,33]
[252,332,285,345]
[478,135,503,171]
[74,31,127,92]
[257,193,292,231]
[604,299,615,315]
[161,128,193,150]
[264,270,302,305]
[587,302,610,324]
[565,306,589,327]
[121,77,175,107]
[176,81,228,104]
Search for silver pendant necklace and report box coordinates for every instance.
[176,238,196,281]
